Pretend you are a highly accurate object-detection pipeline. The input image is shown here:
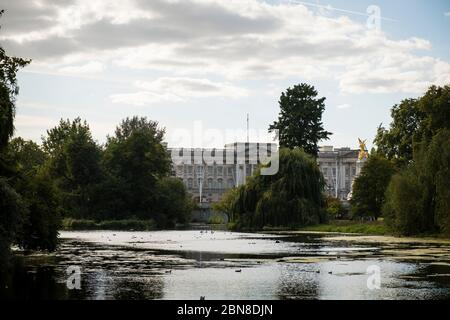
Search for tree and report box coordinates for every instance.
[416,85,450,142]
[350,154,395,219]
[7,138,47,174]
[213,187,240,222]
[228,148,326,229]
[269,83,331,156]
[3,138,61,251]
[102,116,172,221]
[381,85,450,236]
[0,178,27,268]
[42,118,102,218]
[154,177,193,228]
[325,196,347,220]
[374,85,450,167]
[15,169,61,251]
[0,10,31,151]
[384,129,450,236]
[374,99,423,167]
[0,11,33,268]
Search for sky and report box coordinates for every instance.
[1,0,449,149]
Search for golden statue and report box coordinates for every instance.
[358,138,369,160]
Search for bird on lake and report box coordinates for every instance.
[235,269,242,273]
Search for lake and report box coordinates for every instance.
[3,230,450,300]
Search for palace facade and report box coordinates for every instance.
[169,143,360,203]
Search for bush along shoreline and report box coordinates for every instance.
[61,218,157,231]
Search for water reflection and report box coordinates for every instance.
[1,230,450,300]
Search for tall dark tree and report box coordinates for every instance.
[269,83,331,156]
[0,10,31,151]
[102,116,172,223]
[374,85,450,167]
[382,85,450,236]
[350,154,396,219]
[224,148,326,229]
[374,99,424,167]
[42,118,102,218]
[0,10,32,269]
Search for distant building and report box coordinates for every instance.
[169,142,277,203]
[169,143,360,203]
[317,146,360,200]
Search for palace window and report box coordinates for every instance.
[207,178,213,189]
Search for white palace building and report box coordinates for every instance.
[169,142,363,204]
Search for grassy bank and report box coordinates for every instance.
[297,220,390,235]
[61,218,156,231]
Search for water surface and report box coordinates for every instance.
[3,230,450,300]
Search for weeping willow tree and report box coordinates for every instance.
[226,148,326,230]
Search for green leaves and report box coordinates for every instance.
[381,85,450,236]
[222,148,326,230]
[351,155,395,219]
[269,83,331,156]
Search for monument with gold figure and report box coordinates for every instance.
[347,138,369,200]
[357,138,369,161]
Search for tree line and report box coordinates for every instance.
[0,18,193,269]
[218,82,450,236]
[369,85,450,236]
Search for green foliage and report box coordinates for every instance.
[0,10,31,151]
[269,83,331,156]
[101,117,175,223]
[325,197,346,219]
[42,118,102,218]
[374,99,423,167]
[383,85,450,236]
[351,154,395,219]
[208,213,226,225]
[36,116,191,228]
[0,178,27,267]
[1,14,59,264]
[374,85,450,168]
[7,138,47,174]
[212,187,240,222]
[4,138,61,251]
[154,177,193,227]
[299,220,389,235]
[226,148,326,230]
[15,170,61,251]
[383,171,428,235]
[62,218,156,231]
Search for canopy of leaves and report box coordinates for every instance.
[384,129,450,236]
[42,118,102,218]
[222,148,326,229]
[374,99,423,167]
[269,83,331,156]
[0,10,31,150]
[374,85,450,167]
[350,154,396,219]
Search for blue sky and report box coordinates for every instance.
[1,0,449,149]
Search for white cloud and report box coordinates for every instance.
[110,77,249,105]
[1,0,449,94]
[445,12,450,17]
[337,103,352,109]
[59,61,105,74]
